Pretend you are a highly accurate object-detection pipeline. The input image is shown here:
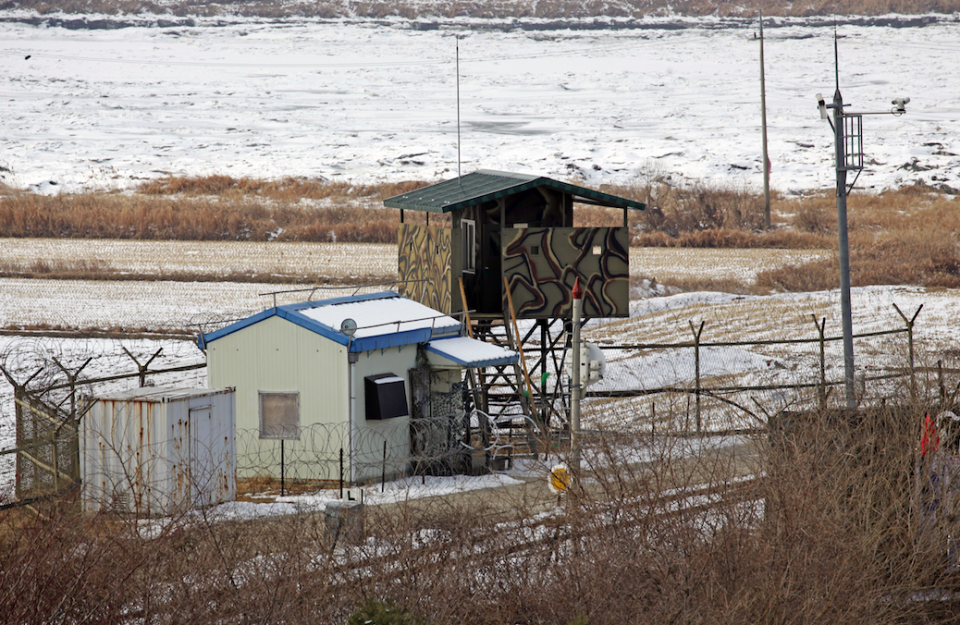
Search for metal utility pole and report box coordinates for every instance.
[832,83,857,409]
[759,11,771,229]
[817,31,909,410]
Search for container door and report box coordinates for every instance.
[172,410,192,512]
[190,406,214,507]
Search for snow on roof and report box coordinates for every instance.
[297,293,460,340]
[200,292,462,353]
[94,386,234,403]
[425,336,519,368]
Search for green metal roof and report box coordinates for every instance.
[382,169,646,214]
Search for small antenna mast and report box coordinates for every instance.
[834,19,840,94]
[456,35,462,185]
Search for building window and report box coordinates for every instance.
[462,219,476,273]
[259,391,299,439]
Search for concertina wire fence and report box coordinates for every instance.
[235,415,473,485]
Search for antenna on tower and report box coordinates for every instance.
[456,35,463,188]
[833,18,840,94]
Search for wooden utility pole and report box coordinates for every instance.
[759,10,771,230]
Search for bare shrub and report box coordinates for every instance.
[792,198,837,234]
[0,501,154,623]
[630,181,766,235]
[756,257,839,292]
[599,180,770,239]
[4,391,955,624]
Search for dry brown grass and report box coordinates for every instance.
[758,187,960,291]
[2,176,956,292]
[137,175,426,204]
[0,176,445,242]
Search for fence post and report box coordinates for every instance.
[690,321,705,433]
[122,347,163,388]
[893,304,923,403]
[651,402,656,440]
[811,315,827,412]
[381,440,387,493]
[939,360,946,407]
[51,425,59,492]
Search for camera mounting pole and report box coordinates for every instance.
[816,28,908,409]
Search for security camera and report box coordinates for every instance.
[891,97,910,114]
[816,93,828,120]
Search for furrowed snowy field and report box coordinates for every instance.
[0,13,958,193]
[0,239,827,284]
[0,240,831,331]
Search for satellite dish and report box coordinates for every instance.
[340,318,357,338]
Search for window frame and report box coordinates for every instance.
[461,219,476,274]
[258,391,300,440]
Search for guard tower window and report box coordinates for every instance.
[259,391,300,439]
[462,219,476,273]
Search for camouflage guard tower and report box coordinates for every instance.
[384,169,644,430]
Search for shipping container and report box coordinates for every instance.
[81,386,236,516]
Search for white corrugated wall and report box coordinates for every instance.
[81,389,235,516]
[206,315,348,480]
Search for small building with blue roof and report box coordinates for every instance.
[199,291,517,485]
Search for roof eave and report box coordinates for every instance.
[383,173,645,213]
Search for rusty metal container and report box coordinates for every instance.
[81,386,236,516]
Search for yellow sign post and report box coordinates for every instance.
[549,464,571,494]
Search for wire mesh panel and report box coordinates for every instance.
[843,114,864,171]
[14,395,79,500]
[410,363,469,474]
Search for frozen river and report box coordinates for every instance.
[1,13,958,194]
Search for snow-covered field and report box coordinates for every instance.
[586,286,959,429]
[1,13,958,194]
[0,239,398,280]
[0,243,831,332]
